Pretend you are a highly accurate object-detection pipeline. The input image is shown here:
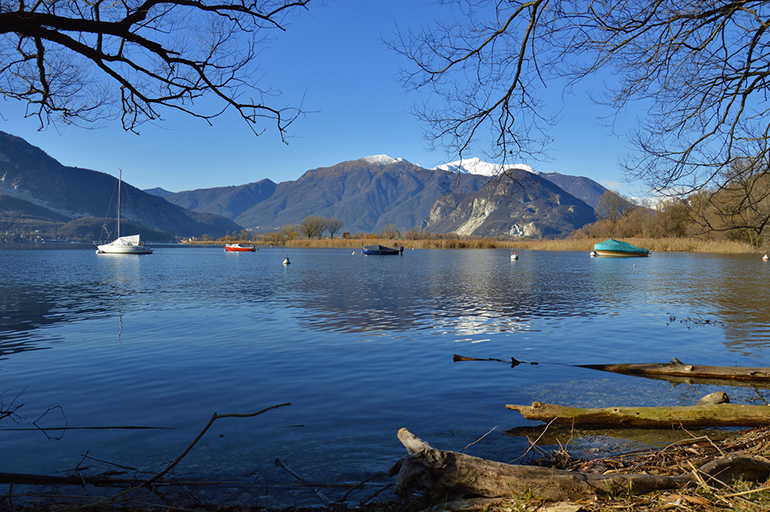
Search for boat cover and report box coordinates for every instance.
[593,238,649,254]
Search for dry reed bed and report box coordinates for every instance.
[277,237,764,253]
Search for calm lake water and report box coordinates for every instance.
[2,244,770,505]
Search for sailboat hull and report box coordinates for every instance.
[96,244,153,254]
[96,235,153,254]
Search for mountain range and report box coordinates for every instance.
[158,155,605,236]
[1,132,609,241]
[0,132,242,241]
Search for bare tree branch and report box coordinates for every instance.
[0,0,311,139]
[392,0,770,200]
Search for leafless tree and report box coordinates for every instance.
[0,0,310,138]
[392,0,770,197]
[595,190,635,225]
[300,215,325,238]
[694,157,770,245]
[380,223,399,239]
[325,217,343,239]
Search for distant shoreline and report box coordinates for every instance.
[181,237,766,254]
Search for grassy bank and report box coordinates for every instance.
[500,237,763,254]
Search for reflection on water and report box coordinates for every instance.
[3,246,770,357]
[2,245,770,506]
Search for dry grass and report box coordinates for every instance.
[267,237,764,254]
[283,238,499,250]
[432,426,770,512]
[498,237,764,253]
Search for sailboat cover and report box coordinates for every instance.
[97,234,152,254]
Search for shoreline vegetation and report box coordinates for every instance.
[6,425,770,512]
[187,236,766,254]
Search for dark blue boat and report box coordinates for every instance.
[362,244,403,255]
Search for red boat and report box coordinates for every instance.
[225,244,257,252]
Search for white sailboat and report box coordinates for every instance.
[96,170,153,255]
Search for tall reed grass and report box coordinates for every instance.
[499,237,761,253]
[193,236,765,254]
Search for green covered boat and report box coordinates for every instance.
[593,238,649,257]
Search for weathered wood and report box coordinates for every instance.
[454,354,770,386]
[395,429,770,501]
[506,401,770,428]
[577,358,770,382]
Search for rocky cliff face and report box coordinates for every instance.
[422,169,597,238]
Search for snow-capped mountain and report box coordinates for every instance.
[360,154,408,165]
[433,157,534,177]
[5,128,608,239]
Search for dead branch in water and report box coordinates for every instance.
[454,354,770,386]
[11,403,293,511]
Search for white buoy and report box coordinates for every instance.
[589,250,597,257]
[283,256,290,265]
[510,252,518,260]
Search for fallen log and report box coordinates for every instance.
[506,401,770,428]
[394,429,770,502]
[453,354,770,386]
[578,358,770,382]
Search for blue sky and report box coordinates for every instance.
[1,0,641,196]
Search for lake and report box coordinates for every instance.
[1,244,770,505]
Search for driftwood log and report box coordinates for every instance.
[579,358,770,382]
[453,355,770,387]
[394,429,770,501]
[506,402,770,428]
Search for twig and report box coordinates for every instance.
[32,405,67,440]
[274,458,331,505]
[146,404,291,487]
[462,426,497,452]
[340,472,385,502]
[361,482,393,504]
[63,403,291,510]
[512,418,558,463]
[0,387,26,422]
[721,484,770,498]
[0,425,177,431]
[77,453,142,472]
[687,460,733,506]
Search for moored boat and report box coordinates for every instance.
[97,234,153,254]
[225,243,257,252]
[593,238,649,257]
[362,244,403,255]
[95,170,152,255]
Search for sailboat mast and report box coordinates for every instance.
[117,169,121,238]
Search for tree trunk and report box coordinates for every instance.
[394,429,770,502]
[506,402,770,428]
